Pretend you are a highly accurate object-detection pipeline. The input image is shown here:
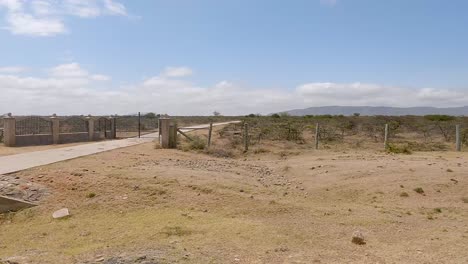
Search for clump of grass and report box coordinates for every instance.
[386,144,412,154]
[204,147,235,158]
[160,226,192,237]
[414,187,425,194]
[150,188,167,196]
[462,197,468,203]
[253,147,270,154]
[187,136,206,150]
[400,192,409,197]
[433,208,442,213]
[86,192,96,198]
[427,214,434,220]
[446,169,454,173]
[188,185,213,194]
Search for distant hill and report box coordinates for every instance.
[281,106,468,116]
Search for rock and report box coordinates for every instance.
[352,230,366,245]
[52,208,70,219]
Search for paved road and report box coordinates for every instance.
[0,121,240,175]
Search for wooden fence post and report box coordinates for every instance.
[50,114,59,144]
[3,113,16,147]
[207,122,213,148]
[315,123,320,150]
[243,123,249,152]
[384,124,389,149]
[456,124,461,152]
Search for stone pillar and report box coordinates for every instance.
[3,113,16,147]
[169,123,177,148]
[50,114,60,144]
[87,115,94,141]
[159,118,172,148]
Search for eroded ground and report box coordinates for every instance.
[0,142,467,263]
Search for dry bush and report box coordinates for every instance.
[387,143,412,154]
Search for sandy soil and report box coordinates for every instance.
[0,140,467,263]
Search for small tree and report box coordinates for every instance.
[144,112,157,119]
[424,115,456,142]
[213,111,221,116]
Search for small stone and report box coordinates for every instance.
[352,230,366,245]
[52,208,70,219]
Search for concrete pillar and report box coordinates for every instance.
[110,117,116,139]
[50,114,60,144]
[87,115,94,141]
[3,113,16,147]
[169,123,177,148]
[159,118,172,148]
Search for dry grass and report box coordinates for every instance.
[1,127,467,263]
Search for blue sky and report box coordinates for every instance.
[0,0,468,115]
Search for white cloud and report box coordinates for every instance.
[1,64,468,116]
[0,0,128,36]
[0,0,22,11]
[0,66,27,73]
[5,12,66,36]
[103,0,127,16]
[49,62,110,82]
[91,74,111,81]
[49,63,89,78]
[64,0,101,18]
[161,67,194,78]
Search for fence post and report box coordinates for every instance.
[456,124,461,152]
[50,114,59,144]
[207,122,213,148]
[243,122,249,152]
[159,118,172,148]
[169,122,177,148]
[109,117,116,139]
[158,118,162,139]
[3,113,16,147]
[138,112,141,138]
[87,115,94,141]
[315,123,320,150]
[384,124,389,149]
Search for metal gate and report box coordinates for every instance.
[95,117,112,139]
[115,112,159,139]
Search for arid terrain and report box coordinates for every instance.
[0,124,467,263]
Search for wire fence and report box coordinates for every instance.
[59,116,88,133]
[15,116,53,136]
[218,116,468,152]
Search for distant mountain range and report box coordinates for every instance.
[281,106,468,116]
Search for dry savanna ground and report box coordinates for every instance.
[0,127,467,263]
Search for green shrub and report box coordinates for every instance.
[188,136,206,150]
[387,144,412,154]
[413,187,424,194]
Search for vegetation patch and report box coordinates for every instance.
[160,226,193,237]
[387,144,412,154]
